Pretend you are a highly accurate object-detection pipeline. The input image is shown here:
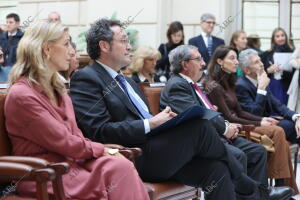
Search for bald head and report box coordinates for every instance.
[48,12,61,22]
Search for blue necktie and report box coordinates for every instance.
[207,35,213,57]
[115,74,153,119]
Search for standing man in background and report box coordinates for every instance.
[189,13,225,66]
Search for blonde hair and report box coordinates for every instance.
[9,20,68,100]
[128,46,161,73]
[230,30,246,49]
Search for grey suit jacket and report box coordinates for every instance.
[160,74,226,136]
[70,61,149,146]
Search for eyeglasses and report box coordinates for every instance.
[114,38,131,45]
[204,21,216,25]
[185,57,204,62]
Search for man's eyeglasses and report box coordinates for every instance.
[114,38,131,45]
[204,21,216,25]
[185,57,203,62]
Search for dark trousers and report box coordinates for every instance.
[279,119,300,144]
[227,137,268,185]
[135,118,258,200]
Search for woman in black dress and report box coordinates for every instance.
[156,21,184,81]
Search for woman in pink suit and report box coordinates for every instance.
[4,20,149,200]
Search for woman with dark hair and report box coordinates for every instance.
[203,45,298,193]
[260,28,294,105]
[156,21,184,81]
[0,46,12,82]
[247,34,263,55]
[230,30,248,77]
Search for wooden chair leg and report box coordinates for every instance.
[294,150,298,177]
[192,188,201,200]
[48,163,69,200]
[269,178,274,186]
[36,181,49,200]
[33,168,55,200]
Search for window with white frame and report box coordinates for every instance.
[242,0,279,51]
[291,0,300,48]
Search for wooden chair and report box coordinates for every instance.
[288,142,299,176]
[0,161,55,200]
[0,90,69,200]
[138,83,201,200]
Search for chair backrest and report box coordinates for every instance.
[0,90,11,156]
[78,54,93,69]
[138,83,164,115]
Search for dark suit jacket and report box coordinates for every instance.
[0,29,23,66]
[70,62,150,146]
[188,34,225,65]
[160,74,226,136]
[235,76,295,120]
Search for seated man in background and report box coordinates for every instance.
[236,49,300,145]
[70,18,267,200]
[160,44,292,199]
[0,13,23,67]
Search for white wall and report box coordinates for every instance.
[0,0,238,52]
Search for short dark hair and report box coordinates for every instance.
[86,18,122,60]
[167,21,184,45]
[6,13,20,22]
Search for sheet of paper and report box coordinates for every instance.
[273,52,293,72]
[0,83,8,89]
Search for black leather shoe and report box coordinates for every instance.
[268,186,294,200]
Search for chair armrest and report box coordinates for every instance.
[0,162,55,182]
[47,162,69,175]
[0,156,69,175]
[0,156,49,168]
[104,144,142,159]
[240,125,255,140]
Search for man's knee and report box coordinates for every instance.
[227,144,247,168]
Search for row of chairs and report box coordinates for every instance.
[1,80,298,199]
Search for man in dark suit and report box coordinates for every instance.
[236,49,300,145]
[0,13,23,66]
[70,19,271,200]
[160,44,292,199]
[160,44,268,184]
[188,13,225,66]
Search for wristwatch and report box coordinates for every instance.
[108,148,119,155]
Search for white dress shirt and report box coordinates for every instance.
[96,60,151,133]
[245,75,300,121]
[201,32,211,48]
